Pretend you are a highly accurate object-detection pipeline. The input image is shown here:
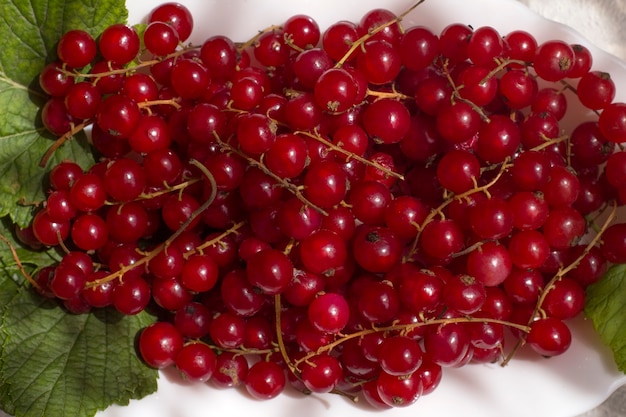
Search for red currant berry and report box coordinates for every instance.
[99,24,140,65]
[57,29,97,68]
[148,2,194,42]
[138,322,184,369]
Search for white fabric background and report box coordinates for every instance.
[517,0,626,60]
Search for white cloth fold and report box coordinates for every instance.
[518,0,626,60]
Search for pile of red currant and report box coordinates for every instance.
[20,0,626,408]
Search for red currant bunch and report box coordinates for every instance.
[25,1,626,409]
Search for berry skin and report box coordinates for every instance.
[363,98,411,144]
[307,293,350,334]
[400,26,439,70]
[577,71,615,110]
[32,209,70,246]
[299,229,347,275]
[144,21,180,56]
[96,94,141,139]
[50,263,86,300]
[200,35,238,79]
[57,30,97,68]
[112,276,151,315]
[64,82,101,120]
[284,14,320,50]
[39,62,72,96]
[175,342,217,382]
[103,158,147,202]
[352,225,403,273]
[466,241,512,287]
[526,317,572,356]
[42,97,73,135]
[599,102,626,143]
[300,354,343,393]
[436,101,481,144]
[600,223,626,263]
[467,26,504,66]
[378,335,423,375]
[533,40,575,81]
[314,68,358,113]
[245,361,286,400]
[376,370,422,407]
[436,149,480,194]
[180,254,219,293]
[71,213,109,251]
[246,248,294,295]
[323,20,359,62]
[138,322,184,369]
[98,24,140,65]
[148,2,194,42]
[303,161,348,209]
[420,219,465,260]
[170,59,210,99]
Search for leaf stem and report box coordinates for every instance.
[0,233,40,290]
[39,120,92,167]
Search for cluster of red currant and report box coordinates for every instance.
[18,0,626,409]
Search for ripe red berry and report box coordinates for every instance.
[148,2,194,42]
[57,30,97,68]
[98,24,140,65]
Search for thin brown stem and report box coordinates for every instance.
[166,159,218,245]
[440,60,491,122]
[0,233,40,290]
[41,99,180,167]
[536,201,617,314]
[366,88,411,101]
[62,48,194,79]
[138,99,182,110]
[528,133,569,152]
[86,159,218,288]
[236,24,283,52]
[126,178,202,203]
[39,120,92,167]
[216,135,329,216]
[185,221,246,258]
[405,160,512,261]
[292,316,529,368]
[501,201,618,367]
[334,0,426,68]
[295,130,404,181]
[274,294,299,375]
[479,58,529,85]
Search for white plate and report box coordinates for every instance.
[43,0,626,416]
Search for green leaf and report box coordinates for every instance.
[0,0,128,227]
[0,2,157,416]
[585,263,626,373]
[0,218,158,417]
[0,276,19,409]
[0,268,19,307]
[0,287,158,417]
[0,107,92,228]
[0,218,61,276]
[0,0,129,85]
